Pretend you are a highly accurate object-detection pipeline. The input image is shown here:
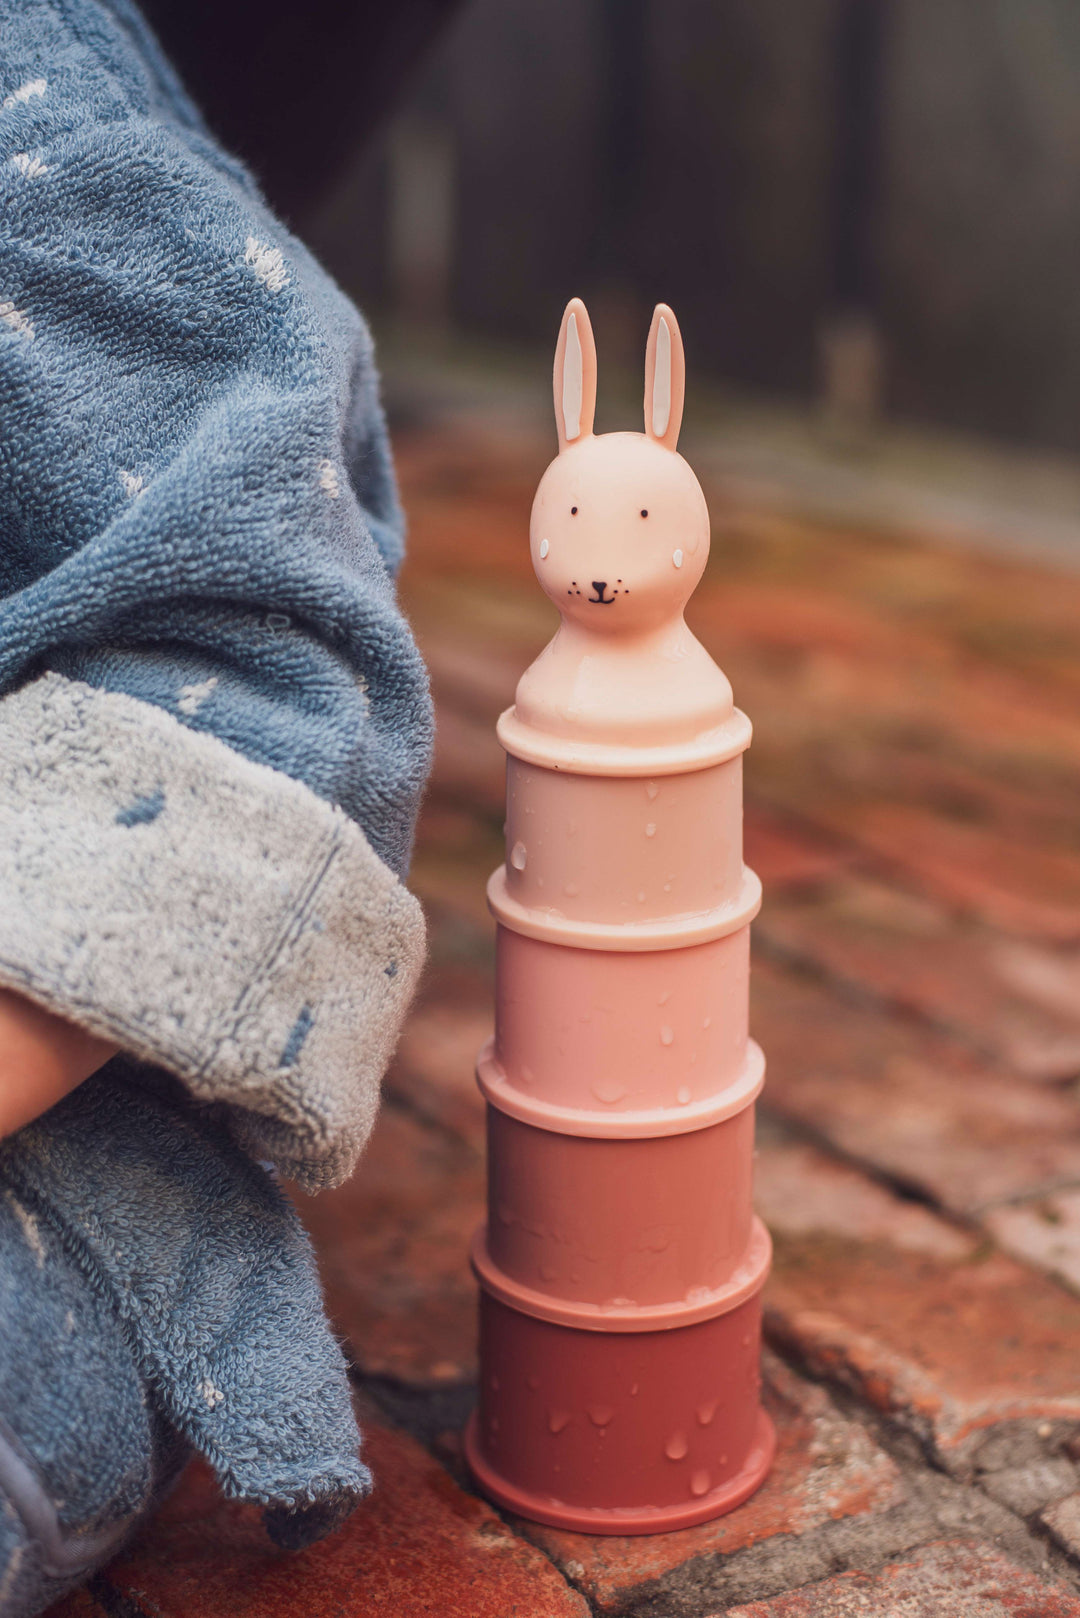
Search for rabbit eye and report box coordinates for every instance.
[640,509,649,518]
[570,506,578,515]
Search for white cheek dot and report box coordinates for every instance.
[673,549,684,568]
[539,539,549,559]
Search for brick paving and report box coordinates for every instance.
[725,1539,1080,1617]
[46,378,1080,1614]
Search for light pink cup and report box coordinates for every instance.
[504,758,744,925]
[493,925,752,1119]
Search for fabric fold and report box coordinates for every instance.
[0,671,425,1190]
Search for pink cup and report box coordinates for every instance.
[504,758,744,927]
[465,1289,775,1533]
[484,1105,757,1308]
[493,925,752,1119]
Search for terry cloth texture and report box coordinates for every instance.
[0,1167,189,1618]
[0,0,434,1177]
[0,672,425,1190]
[0,0,434,1592]
[0,1061,374,1618]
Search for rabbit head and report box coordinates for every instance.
[530,298,710,635]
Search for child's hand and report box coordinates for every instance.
[0,988,118,1139]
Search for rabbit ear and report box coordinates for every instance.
[553,297,597,450]
[644,303,685,450]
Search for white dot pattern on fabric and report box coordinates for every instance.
[318,458,341,498]
[119,469,145,499]
[244,235,290,294]
[2,79,47,110]
[0,302,34,339]
[11,152,48,178]
[5,1192,45,1269]
[178,676,219,717]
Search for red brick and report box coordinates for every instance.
[388,993,491,1149]
[834,804,1080,943]
[757,876,1080,1081]
[985,1191,1080,1297]
[43,1590,110,1618]
[514,1352,903,1613]
[756,955,1080,1213]
[290,1104,483,1384]
[757,1136,1080,1473]
[744,803,859,895]
[93,1410,588,1618]
[725,1538,1080,1617]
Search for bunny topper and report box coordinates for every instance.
[502,298,749,772]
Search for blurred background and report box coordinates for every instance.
[150,0,1080,564]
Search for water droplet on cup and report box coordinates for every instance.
[539,1262,559,1281]
[564,881,579,896]
[657,991,670,1005]
[665,1431,689,1460]
[697,1400,717,1426]
[539,538,549,559]
[548,1410,569,1434]
[673,549,684,568]
[636,890,647,903]
[660,1026,674,1046]
[677,1086,692,1104]
[690,1470,711,1497]
[646,781,659,801]
[588,1406,615,1428]
[592,1078,626,1105]
[510,841,527,870]
[645,822,657,837]
[702,1016,712,1029]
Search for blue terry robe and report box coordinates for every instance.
[0,1,434,1610]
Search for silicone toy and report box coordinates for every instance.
[464,299,775,1533]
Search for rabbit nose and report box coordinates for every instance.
[592,581,607,594]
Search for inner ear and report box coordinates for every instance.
[563,312,583,441]
[651,318,672,439]
[644,303,685,449]
[553,297,597,450]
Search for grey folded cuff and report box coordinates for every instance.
[0,672,425,1190]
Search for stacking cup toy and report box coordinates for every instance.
[464,299,775,1533]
